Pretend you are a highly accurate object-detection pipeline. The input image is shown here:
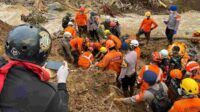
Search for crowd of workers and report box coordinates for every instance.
[0,4,199,112]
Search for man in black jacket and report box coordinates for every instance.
[0,24,69,112]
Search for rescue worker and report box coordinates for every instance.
[130,40,140,65]
[169,46,182,70]
[110,21,120,38]
[120,34,130,51]
[0,24,69,112]
[164,5,181,45]
[115,70,169,112]
[137,52,164,92]
[62,12,73,29]
[118,40,138,97]
[96,40,123,87]
[89,41,101,55]
[169,78,200,112]
[185,61,200,90]
[159,49,170,80]
[61,32,74,62]
[78,46,94,69]
[70,37,86,65]
[104,30,122,50]
[95,47,108,61]
[87,11,100,42]
[101,16,111,30]
[64,22,77,39]
[168,69,183,103]
[136,11,158,44]
[75,6,88,37]
[114,18,121,37]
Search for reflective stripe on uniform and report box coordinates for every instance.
[82,53,93,64]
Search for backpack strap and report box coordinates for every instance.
[148,83,164,96]
[156,68,162,82]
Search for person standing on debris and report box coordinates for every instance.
[104,30,122,50]
[64,22,77,39]
[164,5,181,45]
[87,11,100,42]
[75,6,88,37]
[62,32,74,62]
[115,70,171,112]
[118,40,138,97]
[62,12,73,29]
[169,78,200,112]
[0,24,69,112]
[130,40,141,65]
[137,52,164,92]
[136,11,158,44]
[159,49,169,80]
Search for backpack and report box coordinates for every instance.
[148,83,172,112]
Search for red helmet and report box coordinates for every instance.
[186,61,200,72]
[110,21,117,27]
[80,6,85,12]
[152,52,162,62]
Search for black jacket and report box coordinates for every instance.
[0,58,68,112]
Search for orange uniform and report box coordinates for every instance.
[70,37,84,54]
[137,63,164,92]
[134,47,141,64]
[93,42,101,50]
[140,18,158,32]
[96,50,122,74]
[75,12,87,26]
[169,98,200,112]
[64,26,77,38]
[108,35,122,50]
[78,51,94,69]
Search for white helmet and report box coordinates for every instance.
[105,16,110,21]
[114,18,118,22]
[63,32,72,38]
[159,49,168,58]
[68,22,74,26]
[130,40,139,47]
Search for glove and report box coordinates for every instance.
[174,31,177,34]
[57,61,69,83]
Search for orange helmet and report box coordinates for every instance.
[170,69,183,79]
[106,40,115,49]
[186,61,200,72]
[152,52,162,62]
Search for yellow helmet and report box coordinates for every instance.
[197,30,200,34]
[145,11,151,17]
[180,78,199,95]
[100,47,107,53]
[104,30,111,36]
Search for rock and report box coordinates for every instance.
[48,2,64,11]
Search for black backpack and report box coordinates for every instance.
[148,84,172,112]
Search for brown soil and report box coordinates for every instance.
[0,20,12,55]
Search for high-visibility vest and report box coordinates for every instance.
[78,52,94,69]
